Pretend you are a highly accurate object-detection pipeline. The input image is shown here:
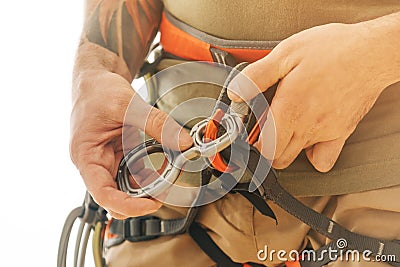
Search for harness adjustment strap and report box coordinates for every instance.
[244,146,400,266]
[189,222,242,267]
[108,212,199,244]
[106,168,214,247]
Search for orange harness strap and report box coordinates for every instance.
[204,109,238,173]
[160,12,213,62]
[159,12,272,63]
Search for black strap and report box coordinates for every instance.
[108,205,200,247]
[108,214,195,242]
[243,146,400,266]
[193,138,400,267]
[189,222,242,267]
[188,168,244,267]
[107,167,214,247]
[218,171,276,220]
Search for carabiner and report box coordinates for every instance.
[117,139,200,198]
[117,113,241,198]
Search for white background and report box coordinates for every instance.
[0,1,96,266]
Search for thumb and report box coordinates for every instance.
[125,94,193,151]
[305,138,346,173]
[227,45,295,102]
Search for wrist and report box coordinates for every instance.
[73,42,133,83]
[357,12,400,88]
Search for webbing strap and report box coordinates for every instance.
[189,222,242,267]
[108,214,195,242]
[106,202,199,248]
[219,172,276,220]
[107,168,214,246]
[189,222,266,267]
[243,146,400,266]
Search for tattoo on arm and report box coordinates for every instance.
[84,0,163,77]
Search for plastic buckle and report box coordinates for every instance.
[123,216,161,242]
[80,192,106,225]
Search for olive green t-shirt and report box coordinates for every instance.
[163,0,400,41]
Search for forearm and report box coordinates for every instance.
[73,0,163,83]
[359,11,400,88]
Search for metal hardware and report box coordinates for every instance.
[117,113,241,198]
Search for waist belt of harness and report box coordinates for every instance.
[159,9,279,63]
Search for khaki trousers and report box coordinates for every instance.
[105,185,400,267]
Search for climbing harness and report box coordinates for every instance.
[59,61,400,267]
[58,10,400,267]
[115,61,400,267]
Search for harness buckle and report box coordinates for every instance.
[123,216,162,242]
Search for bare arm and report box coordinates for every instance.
[73,0,162,85]
[70,0,192,219]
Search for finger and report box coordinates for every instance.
[305,138,346,173]
[254,111,278,160]
[268,101,294,159]
[125,94,193,151]
[227,45,298,102]
[273,135,306,169]
[83,164,162,217]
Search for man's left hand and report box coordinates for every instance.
[228,20,397,172]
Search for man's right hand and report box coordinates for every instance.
[70,69,193,219]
